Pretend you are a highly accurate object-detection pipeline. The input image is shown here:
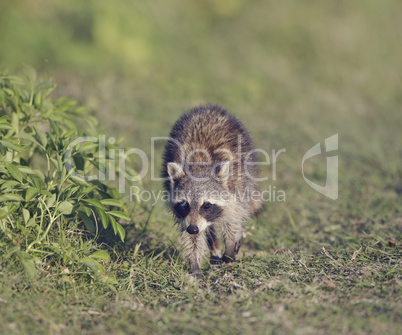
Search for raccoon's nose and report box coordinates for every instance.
[186,225,199,235]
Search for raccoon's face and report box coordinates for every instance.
[167,162,230,235]
[172,196,224,234]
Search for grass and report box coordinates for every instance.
[0,0,401,334]
[1,235,400,334]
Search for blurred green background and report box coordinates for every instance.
[2,0,401,141]
[1,0,401,249]
[1,1,401,334]
[2,0,401,178]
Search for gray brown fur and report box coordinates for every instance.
[162,105,263,279]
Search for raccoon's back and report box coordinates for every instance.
[164,105,255,165]
[162,105,259,195]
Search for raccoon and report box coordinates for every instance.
[162,105,262,279]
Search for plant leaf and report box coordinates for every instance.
[58,201,74,215]
[25,187,38,201]
[100,199,122,207]
[0,140,23,152]
[116,223,126,242]
[46,194,56,208]
[0,209,8,219]
[89,250,110,261]
[79,258,104,273]
[5,163,25,183]
[107,210,130,221]
[97,208,109,229]
[0,122,13,130]
[34,127,47,148]
[108,215,118,235]
[79,213,96,233]
[21,259,37,278]
[16,133,39,145]
[83,198,106,210]
[22,208,30,224]
[0,194,24,202]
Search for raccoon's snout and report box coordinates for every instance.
[186,225,199,235]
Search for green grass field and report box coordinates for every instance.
[0,1,401,334]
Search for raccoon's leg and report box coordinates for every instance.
[251,196,264,217]
[190,263,202,280]
[222,225,243,263]
[180,230,208,280]
[206,226,222,266]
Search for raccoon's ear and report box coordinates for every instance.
[215,161,230,187]
[167,162,185,183]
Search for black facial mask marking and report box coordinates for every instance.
[174,200,190,218]
[199,202,222,222]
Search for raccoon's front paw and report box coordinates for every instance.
[190,269,203,281]
[194,272,203,281]
[222,254,235,263]
[210,255,223,266]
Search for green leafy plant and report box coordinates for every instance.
[0,67,133,276]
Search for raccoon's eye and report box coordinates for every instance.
[174,201,190,218]
[202,202,212,210]
[200,202,222,222]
